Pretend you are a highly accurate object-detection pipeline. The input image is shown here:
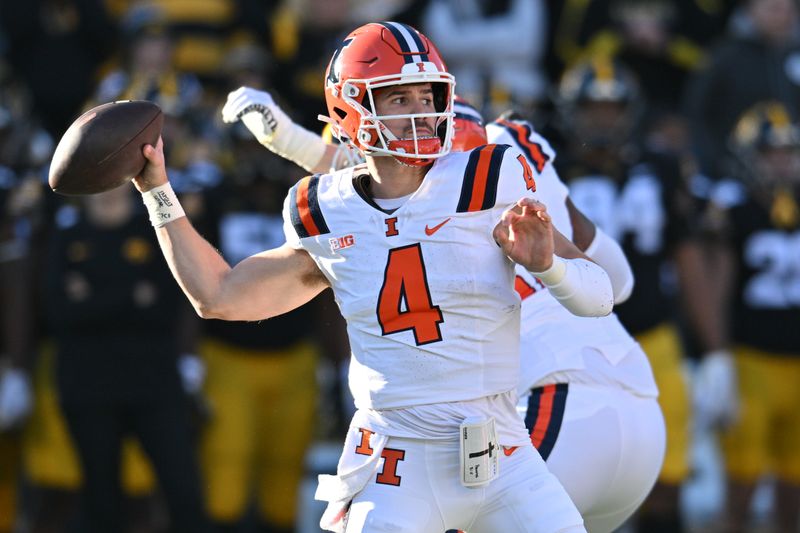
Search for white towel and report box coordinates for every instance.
[315,426,389,533]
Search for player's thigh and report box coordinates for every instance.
[540,385,626,514]
[582,393,665,533]
[721,347,772,483]
[635,322,690,484]
[255,342,318,525]
[471,444,584,533]
[344,437,449,533]
[22,350,81,489]
[0,433,20,531]
[762,350,800,484]
[199,339,257,519]
[775,414,800,485]
[120,438,157,496]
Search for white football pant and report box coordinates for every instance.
[520,382,665,532]
[344,436,585,533]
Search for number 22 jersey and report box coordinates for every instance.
[282,145,540,411]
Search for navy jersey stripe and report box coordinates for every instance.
[456,145,485,212]
[534,383,568,461]
[290,175,329,238]
[524,386,543,431]
[500,122,535,164]
[289,185,308,239]
[306,175,330,235]
[498,120,550,173]
[480,144,509,210]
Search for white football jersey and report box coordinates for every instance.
[486,119,656,397]
[283,145,541,410]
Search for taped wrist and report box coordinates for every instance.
[583,227,634,303]
[531,256,614,317]
[141,183,185,227]
[241,108,327,172]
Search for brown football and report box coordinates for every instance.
[49,100,163,195]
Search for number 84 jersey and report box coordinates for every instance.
[283,145,540,411]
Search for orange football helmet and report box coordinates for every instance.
[322,22,455,166]
[452,96,487,151]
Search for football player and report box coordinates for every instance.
[706,101,800,533]
[225,87,666,531]
[135,21,618,533]
[189,136,343,532]
[485,111,665,533]
[553,57,730,533]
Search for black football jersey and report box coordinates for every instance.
[199,180,313,351]
[561,151,696,334]
[43,201,185,401]
[725,187,800,354]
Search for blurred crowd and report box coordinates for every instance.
[0,0,798,532]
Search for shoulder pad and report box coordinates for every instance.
[487,118,555,172]
[455,144,512,212]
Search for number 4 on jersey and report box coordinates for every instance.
[377,244,444,345]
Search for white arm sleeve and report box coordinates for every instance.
[222,87,327,172]
[583,227,635,304]
[531,256,614,317]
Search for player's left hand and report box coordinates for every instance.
[221,86,329,172]
[493,197,554,272]
[0,368,33,431]
[693,349,739,430]
[221,87,283,145]
[177,354,213,430]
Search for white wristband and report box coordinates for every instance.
[530,256,567,285]
[141,183,185,227]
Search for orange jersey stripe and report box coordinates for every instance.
[296,177,322,237]
[467,146,495,212]
[530,384,556,448]
[515,275,536,300]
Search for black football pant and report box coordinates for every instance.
[62,393,211,533]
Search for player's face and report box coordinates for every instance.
[373,83,437,141]
[573,100,632,150]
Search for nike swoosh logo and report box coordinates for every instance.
[503,446,519,457]
[424,217,451,236]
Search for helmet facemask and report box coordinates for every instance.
[341,74,455,166]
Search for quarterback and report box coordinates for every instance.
[228,85,666,531]
[134,22,615,533]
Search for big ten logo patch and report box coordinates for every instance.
[329,234,355,252]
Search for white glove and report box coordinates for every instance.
[0,368,33,430]
[177,354,206,395]
[221,86,327,172]
[693,349,739,429]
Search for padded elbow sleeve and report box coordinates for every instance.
[583,227,634,304]
[531,256,614,317]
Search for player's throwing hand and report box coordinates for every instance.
[133,137,168,193]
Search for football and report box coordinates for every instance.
[49,100,164,195]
